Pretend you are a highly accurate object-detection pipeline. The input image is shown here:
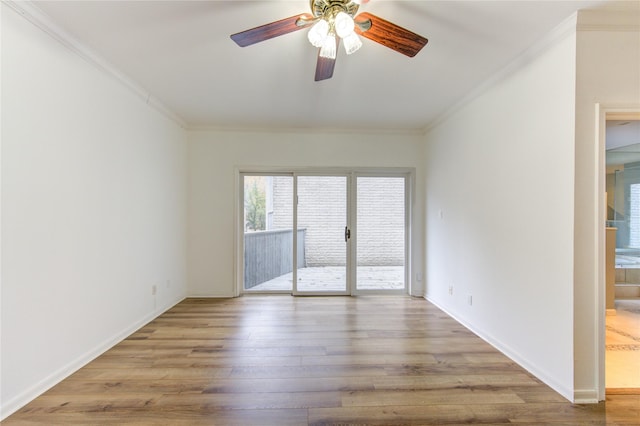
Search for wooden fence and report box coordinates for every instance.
[244,229,306,289]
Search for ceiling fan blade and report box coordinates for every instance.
[354,12,428,57]
[315,55,336,81]
[231,13,314,47]
[314,38,340,81]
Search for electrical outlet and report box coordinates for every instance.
[448,285,454,295]
[152,285,157,296]
[416,272,422,282]
[467,294,473,306]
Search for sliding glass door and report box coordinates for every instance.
[240,171,408,295]
[242,175,294,292]
[355,176,406,292]
[294,175,349,295]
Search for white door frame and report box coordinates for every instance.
[235,167,414,297]
[293,172,352,296]
[351,172,411,296]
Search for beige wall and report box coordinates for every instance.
[423,7,640,403]
[424,19,578,400]
[188,129,424,296]
[1,4,188,417]
[4,1,636,419]
[573,9,640,400]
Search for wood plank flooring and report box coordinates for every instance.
[3,296,639,425]
[606,299,640,391]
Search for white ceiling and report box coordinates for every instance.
[28,0,631,131]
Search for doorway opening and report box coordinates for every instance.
[603,116,640,394]
[238,170,410,296]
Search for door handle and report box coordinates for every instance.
[345,226,351,242]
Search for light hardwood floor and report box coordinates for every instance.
[4,296,639,425]
[606,299,640,391]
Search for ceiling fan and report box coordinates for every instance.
[230,0,428,81]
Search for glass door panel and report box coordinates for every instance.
[356,176,406,292]
[295,175,349,294]
[243,175,294,292]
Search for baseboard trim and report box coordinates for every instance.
[574,389,599,404]
[606,387,640,395]
[425,295,578,403]
[0,296,185,420]
[187,293,236,298]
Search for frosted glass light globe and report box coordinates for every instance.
[307,19,329,47]
[319,34,337,59]
[334,12,355,39]
[343,32,362,55]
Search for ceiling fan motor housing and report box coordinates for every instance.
[310,0,359,20]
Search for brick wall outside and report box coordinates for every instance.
[270,176,404,267]
[357,177,405,266]
[269,176,293,230]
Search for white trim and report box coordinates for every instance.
[3,0,187,129]
[577,8,640,32]
[236,166,416,175]
[425,295,575,403]
[293,172,352,296]
[237,171,297,296]
[349,174,358,295]
[234,167,243,297]
[595,103,606,402]
[573,390,600,404]
[424,13,578,133]
[425,7,640,134]
[186,292,235,298]
[351,172,411,296]
[0,296,185,420]
[0,3,4,417]
[293,172,301,295]
[190,124,426,136]
[407,171,415,296]
[596,103,605,402]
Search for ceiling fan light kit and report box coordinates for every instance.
[230,0,428,81]
[310,10,361,58]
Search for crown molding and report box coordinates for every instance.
[423,3,640,135]
[3,0,188,129]
[423,12,579,134]
[187,123,426,136]
[577,8,640,32]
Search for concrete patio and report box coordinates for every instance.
[245,265,404,292]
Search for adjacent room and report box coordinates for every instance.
[2,0,639,423]
[604,119,640,391]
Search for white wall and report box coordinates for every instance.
[188,129,424,297]
[573,9,640,401]
[1,4,188,417]
[423,23,578,400]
